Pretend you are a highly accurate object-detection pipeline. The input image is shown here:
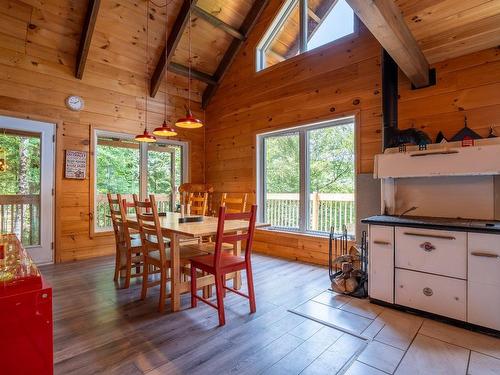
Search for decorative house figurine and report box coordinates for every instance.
[435,131,448,143]
[488,126,498,138]
[450,116,482,142]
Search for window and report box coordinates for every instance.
[257,0,356,71]
[93,131,188,232]
[257,117,356,237]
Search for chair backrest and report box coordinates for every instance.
[107,193,132,249]
[188,192,208,216]
[213,205,257,268]
[133,194,166,263]
[179,183,213,215]
[220,193,248,214]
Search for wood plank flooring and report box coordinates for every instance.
[40,254,339,374]
[40,254,500,374]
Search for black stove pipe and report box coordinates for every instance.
[382,49,398,149]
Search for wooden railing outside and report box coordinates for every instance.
[95,193,172,231]
[0,194,40,246]
[265,192,355,233]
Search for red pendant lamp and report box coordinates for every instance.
[175,1,203,129]
[153,1,177,137]
[136,0,157,143]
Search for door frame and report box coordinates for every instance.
[0,115,56,264]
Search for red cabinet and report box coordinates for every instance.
[0,235,53,375]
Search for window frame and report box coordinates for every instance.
[91,129,189,234]
[256,116,357,237]
[256,0,358,71]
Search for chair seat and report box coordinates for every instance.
[190,252,246,271]
[148,246,208,263]
[182,242,234,254]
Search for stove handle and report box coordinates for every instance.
[471,251,499,259]
[404,232,456,240]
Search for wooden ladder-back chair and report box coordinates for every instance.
[189,205,258,326]
[179,183,214,216]
[107,193,144,289]
[221,193,248,214]
[133,194,207,312]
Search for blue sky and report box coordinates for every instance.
[308,0,354,51]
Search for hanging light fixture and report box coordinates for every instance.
[136,0,157,143]
[175,0,203,129]
[154,0,177,137]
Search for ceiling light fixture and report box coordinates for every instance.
[136,0,157,143]
[175,0,203,129]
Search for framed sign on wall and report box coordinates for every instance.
[65,150,87,179]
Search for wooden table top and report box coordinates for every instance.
[126,212,269,237]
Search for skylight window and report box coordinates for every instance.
[256,0,356,71]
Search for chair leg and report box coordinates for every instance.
[135,252,141,274]
[190,264,197,308]
[113,248,120,282]
[221,274,226,298]
[141,257,149,300]
[215,273,226,326]
[158,267,167,313]
[124,251,132,289]
[246,263,256,314]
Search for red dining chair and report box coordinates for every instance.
[189,205,257,326]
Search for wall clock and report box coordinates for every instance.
[65,95,84,111]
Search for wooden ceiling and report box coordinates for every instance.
[395,0,500,64]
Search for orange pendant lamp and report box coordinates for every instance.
[136,0,156,143]
[175,1,203,129]
[153,0,177,137]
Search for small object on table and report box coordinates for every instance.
[435,131,448,144]
[178,215,204,224]
[450,116,482,142]
[488,126,497,138]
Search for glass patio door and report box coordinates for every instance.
[0,116,55,264]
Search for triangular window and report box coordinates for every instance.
[257,0,356,71]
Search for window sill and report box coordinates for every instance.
[256,227,355,241]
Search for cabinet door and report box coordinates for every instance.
[369,225,394,303]
[468,233,500,330]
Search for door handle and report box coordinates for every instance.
[374,240,391,245]
[404,232,455,240]
[471,251,499,258]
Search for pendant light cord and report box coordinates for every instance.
[145,0,150,132]
[188,0,192,111]
[164,0,168,122]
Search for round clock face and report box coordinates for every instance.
[66,95,84,111]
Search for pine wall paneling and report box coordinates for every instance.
[205,0,500,265]
[0,0,205,262]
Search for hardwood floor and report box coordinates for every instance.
[41,254,334,374]
[40,254,500,374]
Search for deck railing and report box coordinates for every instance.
[95,193,172,231]
[0,194,40,246]
[265,192,355,233]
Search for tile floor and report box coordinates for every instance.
[291,291,500,375]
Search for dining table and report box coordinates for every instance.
[126,212,269,312]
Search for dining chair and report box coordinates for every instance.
[189,205,258,326]
[220,193,248,214]
[133,194,207,312]
[179,183,213,216]
[107,193,144,288]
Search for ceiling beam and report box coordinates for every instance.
[76,0,100,79]
[192,6,245,40]
[202,0,269,109]
[345,0,430,88]
[167,62,218,86]
[150,0,196,97]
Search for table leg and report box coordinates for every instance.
[171,233,181,312]
[233,230,242,290]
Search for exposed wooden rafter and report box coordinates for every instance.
[76,0,100,79]
[150,0,196,97]
[202,0,269,109]
[167,62,218,86]
[192,6,245,40]
[345,0,430,88]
